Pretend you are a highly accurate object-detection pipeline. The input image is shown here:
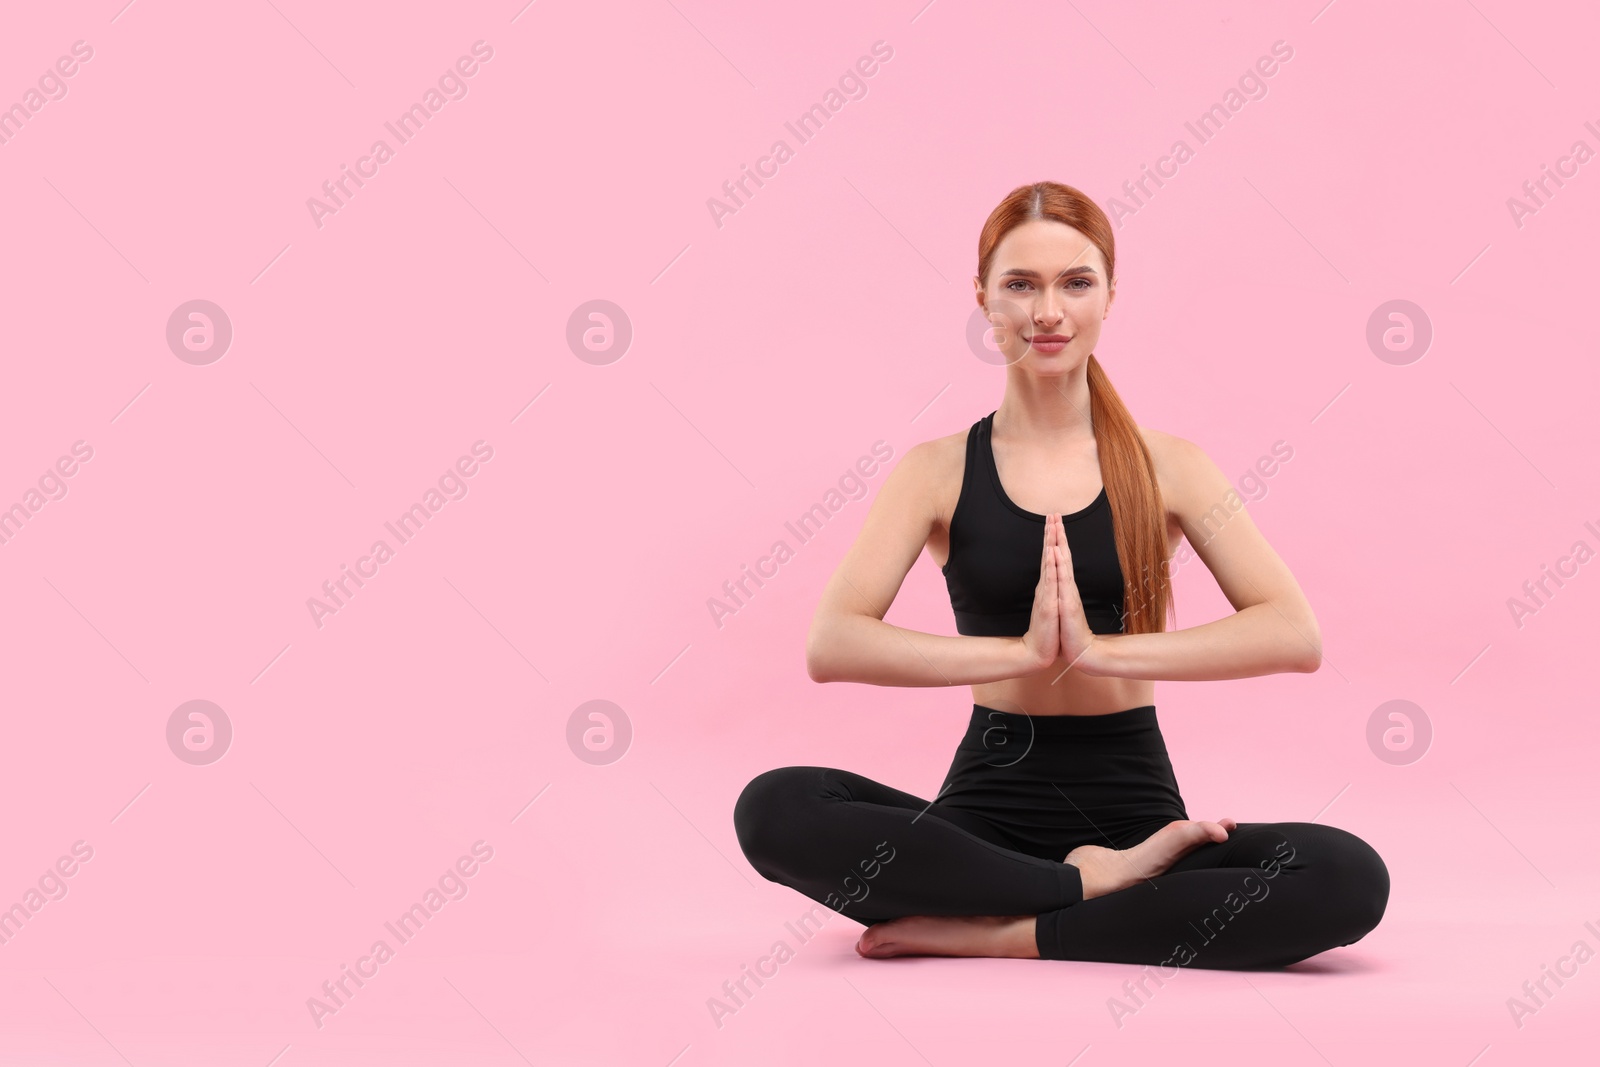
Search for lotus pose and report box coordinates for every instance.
[732,181,1389,968]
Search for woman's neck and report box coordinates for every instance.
[995,360,1096,443]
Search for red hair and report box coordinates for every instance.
[975,181,1172,634]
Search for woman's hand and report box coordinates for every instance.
[1023,514,1111,677]
[1019,515,1064,673]
[1051,513,1104,676]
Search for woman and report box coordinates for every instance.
[731,181,1390,969]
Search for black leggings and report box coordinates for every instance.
[733,705,1390,969]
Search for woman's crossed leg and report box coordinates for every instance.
[735,766,1389,970]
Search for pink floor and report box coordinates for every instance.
[3,0,1598,1063]
[2,680,1596,1065]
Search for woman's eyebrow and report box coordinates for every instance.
[998,265,1098,279]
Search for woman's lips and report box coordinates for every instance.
[1027,334,1070,352]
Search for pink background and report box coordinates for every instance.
[3,0,1598,1063]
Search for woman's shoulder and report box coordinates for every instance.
[1136,424,1208,465]
[887,425,971,517]
[905,424,970,466]
[1137,424,1185,459]
[893,426,965,482]
[1136,424,1226,512]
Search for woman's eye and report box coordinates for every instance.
[1006,280,1030,291]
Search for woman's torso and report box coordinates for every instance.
[923,411,1184,717]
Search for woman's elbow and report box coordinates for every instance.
[1289,614,1322,673]
[805,623,837,683]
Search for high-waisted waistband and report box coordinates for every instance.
[930,704,1190,859]
[965,703,1161,749]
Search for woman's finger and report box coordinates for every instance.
[1039,519,1053,589]
[1048,516,1060,596]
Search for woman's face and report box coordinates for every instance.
[974,219,1114,370]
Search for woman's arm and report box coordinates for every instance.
[1076,432,1323,682]
[806,440,1044,687]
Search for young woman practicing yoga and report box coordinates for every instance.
[732,181,1389,968]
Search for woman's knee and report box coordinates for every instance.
[1338,831,1390,936]
[1300,825,1391,940]
[732,766,822,873]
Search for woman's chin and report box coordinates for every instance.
[1012,350,1079,373]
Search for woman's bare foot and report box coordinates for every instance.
[1066,817,1237,899]
[856,914,1039,960]
[852,817,1236,960]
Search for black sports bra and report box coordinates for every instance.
[940,411,1126,637]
